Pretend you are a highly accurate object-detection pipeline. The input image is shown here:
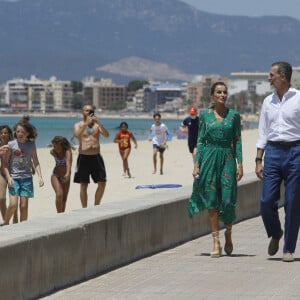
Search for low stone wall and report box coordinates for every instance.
[0,173,263,300]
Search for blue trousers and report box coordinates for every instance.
[261,143,300,253]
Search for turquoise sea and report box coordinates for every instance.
[0,116,258,148]
[0,116,182,148]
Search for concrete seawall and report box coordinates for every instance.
[0,173,263,300]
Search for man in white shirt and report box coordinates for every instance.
[149,113,169,175]
[255,61,300,262]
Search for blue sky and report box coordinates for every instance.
[181,0,300,20]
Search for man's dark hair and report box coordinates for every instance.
[272,61,292,83]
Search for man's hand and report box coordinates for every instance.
[255,162,263,179]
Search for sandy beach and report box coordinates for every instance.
[7,129,259,221]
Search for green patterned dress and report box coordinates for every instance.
[188,108,243,224]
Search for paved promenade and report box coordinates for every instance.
[42,208,300,300]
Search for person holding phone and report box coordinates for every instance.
[73,104,109,208]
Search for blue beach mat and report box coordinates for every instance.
[135,184,182,189]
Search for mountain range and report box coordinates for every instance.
[1,0,300,83]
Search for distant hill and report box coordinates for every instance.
[97,56,195,81]
[1,0,300,82]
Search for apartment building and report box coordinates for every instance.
[229,72,270,95]
[5,75,73,112]
[143,82,183,112]
[83,78,127,110]
[291,66,300,88]
[134,88,145,112]
[186,75,228,108]
[0,85,6,107]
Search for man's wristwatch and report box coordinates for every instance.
[255,157,263,163]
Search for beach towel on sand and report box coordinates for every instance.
[135,184,182,189]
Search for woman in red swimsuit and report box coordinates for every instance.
[50,136,73,213]
[114,122,137,178]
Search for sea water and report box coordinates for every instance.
[0,116,182,148]
[0,115,258,148]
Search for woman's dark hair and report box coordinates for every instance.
[13,120,37,140]
[210,81,228,95]
[51,136,72,151]
[13,115,38,140]
[0,125,13,141]
[209,82,228,109]
[22,114,31,123]
[119,121,129,129]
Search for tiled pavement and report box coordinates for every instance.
[42,208,300,300]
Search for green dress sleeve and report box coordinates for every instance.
[195,111,206,163]
[232,111,243,164]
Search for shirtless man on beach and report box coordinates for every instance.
[73,104,109,208]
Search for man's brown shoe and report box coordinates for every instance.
[268,229,283,256]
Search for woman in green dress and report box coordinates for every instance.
[188,82,243,258]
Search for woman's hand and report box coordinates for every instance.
[236,163,243,181]
[0,145,9,155]
[64,173,71,182]
[192,165,199,179]
[7,177,13,187]
[39,177,44,187]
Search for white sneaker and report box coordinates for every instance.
[282,252,294,262]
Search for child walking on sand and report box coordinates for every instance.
[50,136,73,213]
[3,120,44,225]
[148,113,169,175]
[114,121,137,178]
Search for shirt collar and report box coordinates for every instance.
[273,86,296,102]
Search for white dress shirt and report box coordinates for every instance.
[256,87,300,149]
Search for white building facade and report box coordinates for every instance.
[5,75,73,112]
